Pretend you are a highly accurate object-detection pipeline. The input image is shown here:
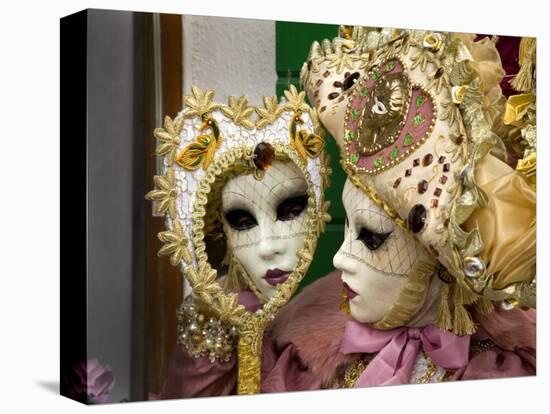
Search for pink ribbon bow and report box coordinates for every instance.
[339,320,471,387]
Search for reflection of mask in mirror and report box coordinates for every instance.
[221,160,308,300]
[333,178,420,323]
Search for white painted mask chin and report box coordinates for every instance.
[221,159,309,300]
[333,178,420,323]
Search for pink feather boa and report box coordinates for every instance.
[268,270,536,386]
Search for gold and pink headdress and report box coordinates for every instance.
[301,27,536,334]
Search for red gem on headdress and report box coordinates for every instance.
[342,72,360,91]
[407,204,427,233]
[422,154,434,166]
[253,142,275,171]
[417,180,428,194]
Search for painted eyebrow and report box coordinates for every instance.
[352,207,389,216]
[350,208,393,233]
[222,175,307,214]
[269,176,307,195]
[221,191,258,212]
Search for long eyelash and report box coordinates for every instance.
[356,227,392,251]
[276,194,308,221]
[224,209,257,231]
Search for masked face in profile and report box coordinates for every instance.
[333,178,420,323]
[221,160,309,299]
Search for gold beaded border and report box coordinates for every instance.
[189,142,321,324]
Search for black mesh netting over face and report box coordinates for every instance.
[201,159,310,299]
[341,179,418,277]
[221,160,308,250]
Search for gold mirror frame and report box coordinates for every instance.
[147,86,332,394]
[188,143,321,393]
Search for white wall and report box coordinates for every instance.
[182,15,277,106]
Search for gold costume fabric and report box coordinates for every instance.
[465,154,535,290]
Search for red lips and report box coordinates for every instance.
[342,281,358,300]
[264,268,291,286]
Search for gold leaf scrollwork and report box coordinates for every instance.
[326,49,360,74]
[218,293,246,325]
[190,263,219,297]
[145,168,178,219]
[221,95,255,129]
[183,86,221,117]
[154,115,184,165]
[282,84,310,113]
[410,49,431,71]
[440,99,460,127]
[255,95,283,128]
[157,219,192,266]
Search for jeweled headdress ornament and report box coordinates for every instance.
[146,85,331,393]
[301,27,536,335]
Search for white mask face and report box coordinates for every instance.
[333,178,420,323]
[221,160,308,299]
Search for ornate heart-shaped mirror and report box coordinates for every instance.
[146,86,331,393]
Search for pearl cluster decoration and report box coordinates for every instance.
[176,295,238,363]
